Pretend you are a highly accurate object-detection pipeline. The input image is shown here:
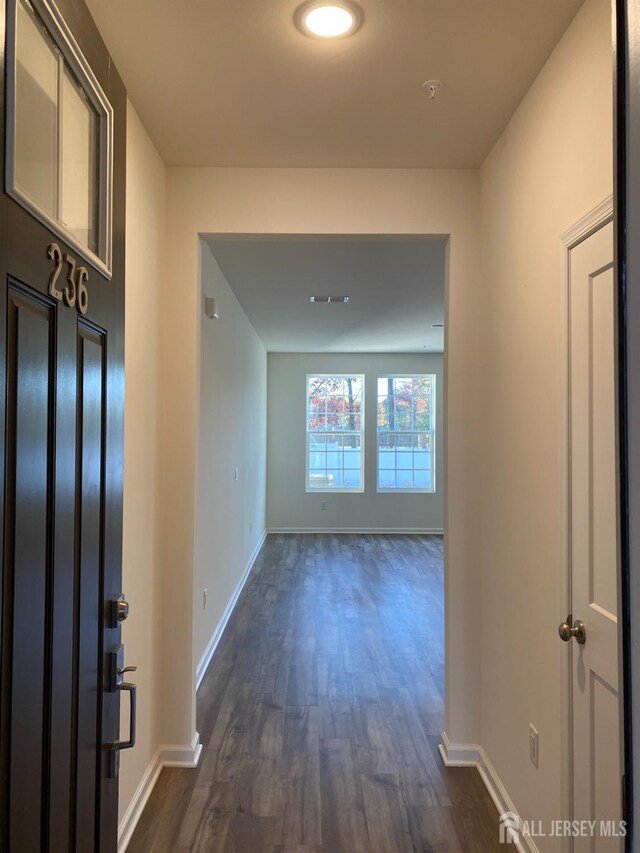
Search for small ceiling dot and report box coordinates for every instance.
[422,80,443,100]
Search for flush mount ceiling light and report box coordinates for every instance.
[295,1,363,39]
[310,296,350,303]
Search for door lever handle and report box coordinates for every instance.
[109,680,137,777]
[558,615,586,645]
[119,665,137,675]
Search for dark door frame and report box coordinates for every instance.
[616,1,638,849]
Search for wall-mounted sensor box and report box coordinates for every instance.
[205,297,219,319]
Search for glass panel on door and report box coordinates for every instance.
[10,0,110,272]
[61,66,99,254]
[14,0,59,219]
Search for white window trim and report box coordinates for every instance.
[376,374,436,494]
[305,373,365,494]
[5,0,114,279]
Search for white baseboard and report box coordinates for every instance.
[439,732,540,853]
[159,730,203,768]
[195,530,267,690]
[267,527,443,534]
[117,731,202,853]
[438,731,482,766]
[117,747,163,853]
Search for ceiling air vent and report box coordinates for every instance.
[309,296,350,303]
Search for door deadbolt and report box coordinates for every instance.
[558,615,586,645]
[110,594,130,627]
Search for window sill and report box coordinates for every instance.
[306,488,365,494]
[376,488,435,494]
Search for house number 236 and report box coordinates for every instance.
[47,243,89,315]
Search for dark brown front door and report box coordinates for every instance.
[0,0,126,849]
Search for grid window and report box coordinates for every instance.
[377,375,435,492]
[306,375,364,492]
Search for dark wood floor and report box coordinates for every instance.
[128,534,506,852]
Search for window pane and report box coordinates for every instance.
[414,411,430,431]
[378,435,395,469]
[414,470,430,490]
[61,67,99,253]
[308,472,335,489]
[418,433,431,451]
[414,445,430,470]
[396,472,414,490]
[308,377,328,397]
[413,377,432,396]
[325,436,341,470]
[309,434,326,451]
[378,470,395,489]
[309,397,326,415]
[310,413,326,431]
[343,447,360,468]
[396,436,413,469]
[326,411,340,431]
[15,0,59,218]
[393,377,412,395]
[394,411,412,432]
[308,451,325,471]
[327,469,343,488]
[378,404,390,430]
[344,470,361,489]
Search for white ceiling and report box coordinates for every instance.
[206,238,446,352]
[86,0,583,168]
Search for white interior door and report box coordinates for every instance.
[568,220,622,850]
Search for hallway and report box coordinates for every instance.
[128,534,504,851]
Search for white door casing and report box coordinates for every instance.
[568,219,622,851]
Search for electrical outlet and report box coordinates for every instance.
[529,724,539,768]
[234,466,239,482]
[321,500,327,511]
[203,588,208,610]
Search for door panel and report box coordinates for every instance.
[73,325,106,851]
[5,284,56,852]
[590,264,618,619]
[569,221,622,850]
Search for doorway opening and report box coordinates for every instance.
[186,234,460,846]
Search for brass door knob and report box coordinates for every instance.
[558,615,586,645]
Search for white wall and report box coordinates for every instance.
[119,101,165,828]
[195,244,267,666]
[158,166,483,756]
[267,352,443,532]
[477,0,612,845]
